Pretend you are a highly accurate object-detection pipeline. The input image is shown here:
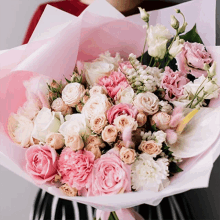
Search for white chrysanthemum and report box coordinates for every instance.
[131,153,169,191]
[153,130,167,145]
[159,101,173,114]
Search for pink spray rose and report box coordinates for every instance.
[107,103,138,124]
[98,71,129,99]
[161,67,189,101]
[25,145,58,184]
[58,148,95,190]
[88,151,131,196]
[176,42,213,77]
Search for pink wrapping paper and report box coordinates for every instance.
[0,0,219,211]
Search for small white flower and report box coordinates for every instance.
[131,153,169,191]
[153,130,167,145]
[32,108,62,142]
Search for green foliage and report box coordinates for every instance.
[180,24,203,44]
[169,162,183,173]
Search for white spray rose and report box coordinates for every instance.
[8,114,34,148]
[32,107,62,142]
[82,94,111,121]
[84,61,114,86]
[59,113,88,137]
[131,153,169,192]
[62,83,85,107]
[116,87,135,104]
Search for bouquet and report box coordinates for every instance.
[0,0,219,219]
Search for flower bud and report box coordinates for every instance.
[138,7,149,23]
[178,22,188,34]
[46,133,65,150]
[203,63,210,71]
[171,15,179,30]
[169,36,184,58]
[208,61,216,78]
[175,8,181,13]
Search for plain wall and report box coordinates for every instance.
[0,0,220,220]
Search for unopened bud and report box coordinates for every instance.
[171,15,179,30]
[138,7,149,23]
[178,22,188,34]
[208,62,216,78]
[175,8,181,13]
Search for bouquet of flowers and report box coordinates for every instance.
[0,0,219,219]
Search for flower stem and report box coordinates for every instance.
[141,31,148,64]
[112,212,119,220]
[149,56,153,66]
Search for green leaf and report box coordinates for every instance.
[169,162,183,173]
[108,213,115,220]
[151,124,158,132]
[65,78,71,83]
[180,24,203,44]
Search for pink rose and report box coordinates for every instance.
[107,103,138,124]
[98,71,129,98]
[25,145,58,184]
[88,152,131,196]
[161,67,189,101]
[58,149,95,190]
[176,42,213,77]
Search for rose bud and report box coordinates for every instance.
[51,98,72,116]
[76,103,84,113]
[65,133,84,151]
[136,112,147,127]
[151,112,171,130]
[86,135,105,148]
[138,140,162,156]
[51,80,60,89]
[85,144,101,159]
[82,95,89,104]
[46,133,65,150]
[60,184,78,197]
[119,147,136,164]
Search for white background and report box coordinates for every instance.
[0,0,220,219]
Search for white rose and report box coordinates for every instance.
[24,76,50,101]
[147,24,172,59]
[147,24,173,46]
[148,38,168,59]
[133,92,159,115]
[82,94,111,121]
[62,83,85,107]
[8,114,34,148]
[32,107,62,142]
[89,86,107,96]
[169,36,184,58]
[59,113,88,137]
[84,61,114,86]
[17,100,40,120]
[116,87,135,104]
[95,51,122,70]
